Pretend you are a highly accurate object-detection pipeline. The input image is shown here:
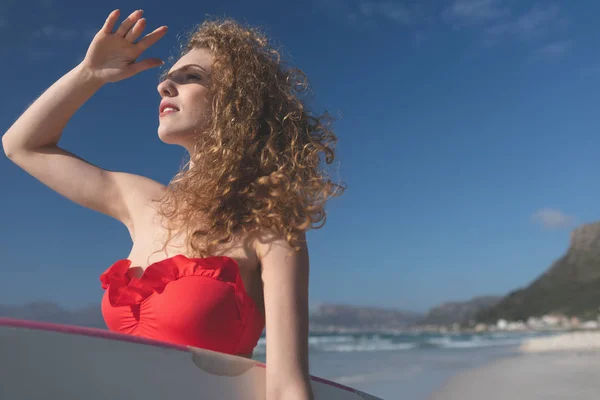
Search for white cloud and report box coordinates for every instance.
[441,1,571,50]
[316,0,573,59]
[30,24,99,43]
[529,39,573,62]
[318,0,419,26]
[482,3,567,44]
[531,208,575,229]
[32,25,80,41]
[359,1,414,25]
[444,0,510,26]
[514,3,566,39]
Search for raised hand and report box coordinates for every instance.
[81,9,168,84]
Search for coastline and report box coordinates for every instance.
[428,331,600,400]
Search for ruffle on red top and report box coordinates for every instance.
[100,255,246,308]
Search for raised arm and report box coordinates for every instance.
[2,9,167,232]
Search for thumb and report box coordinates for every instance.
[129,58,164,75]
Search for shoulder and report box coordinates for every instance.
[251,228,309,266]
[251,228,310,305]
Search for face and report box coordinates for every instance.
[156,47,214,151]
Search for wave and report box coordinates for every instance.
[252,332,539,355]
[319,341,418,353]
[423,336,523,349]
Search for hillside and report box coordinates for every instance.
[0,301,106,328]
[309,303,423,331]
[476,221,600,322]
[418,296,502,326]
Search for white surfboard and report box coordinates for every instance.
[0,318,382,399]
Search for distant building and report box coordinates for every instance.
[542,314,561,326]
[506,321,526,331]
[497,319,508,330]
[582,320,599,330]
[527,317,544,329]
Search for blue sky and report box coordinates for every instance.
[2,0,600,313]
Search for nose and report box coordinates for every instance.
[157,77,177,97]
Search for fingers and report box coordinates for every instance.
[129,58,164,75]
[115,9,143,37]
[101,9,120,34]
[99,9,167,54]
[136,25,168,51]
[125,18,146,42]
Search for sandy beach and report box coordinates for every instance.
[429,331,600,400]
[519,330,600,353]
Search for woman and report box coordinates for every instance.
[2,8,343,400]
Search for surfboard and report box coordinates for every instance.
[0,318,382,399]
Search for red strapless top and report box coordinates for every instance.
[100,255,265,356]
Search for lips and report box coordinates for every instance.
[159,101,180,116]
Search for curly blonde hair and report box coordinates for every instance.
[155,18,345,258]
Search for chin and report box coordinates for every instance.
[158,125,180,143]
[157,128,196,150]
[157,132,177,145]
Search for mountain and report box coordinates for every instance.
[418,296,503,326]
[309,303,423,331]
[476,221,600,322]
[0,301,106,329]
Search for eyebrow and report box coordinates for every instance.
[165,64,209,77]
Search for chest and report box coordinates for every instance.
[123,212,265,316]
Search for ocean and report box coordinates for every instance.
[252,331,553,400]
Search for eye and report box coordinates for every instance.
[187,74,202,81]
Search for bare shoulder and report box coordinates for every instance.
[252,229,309,263]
